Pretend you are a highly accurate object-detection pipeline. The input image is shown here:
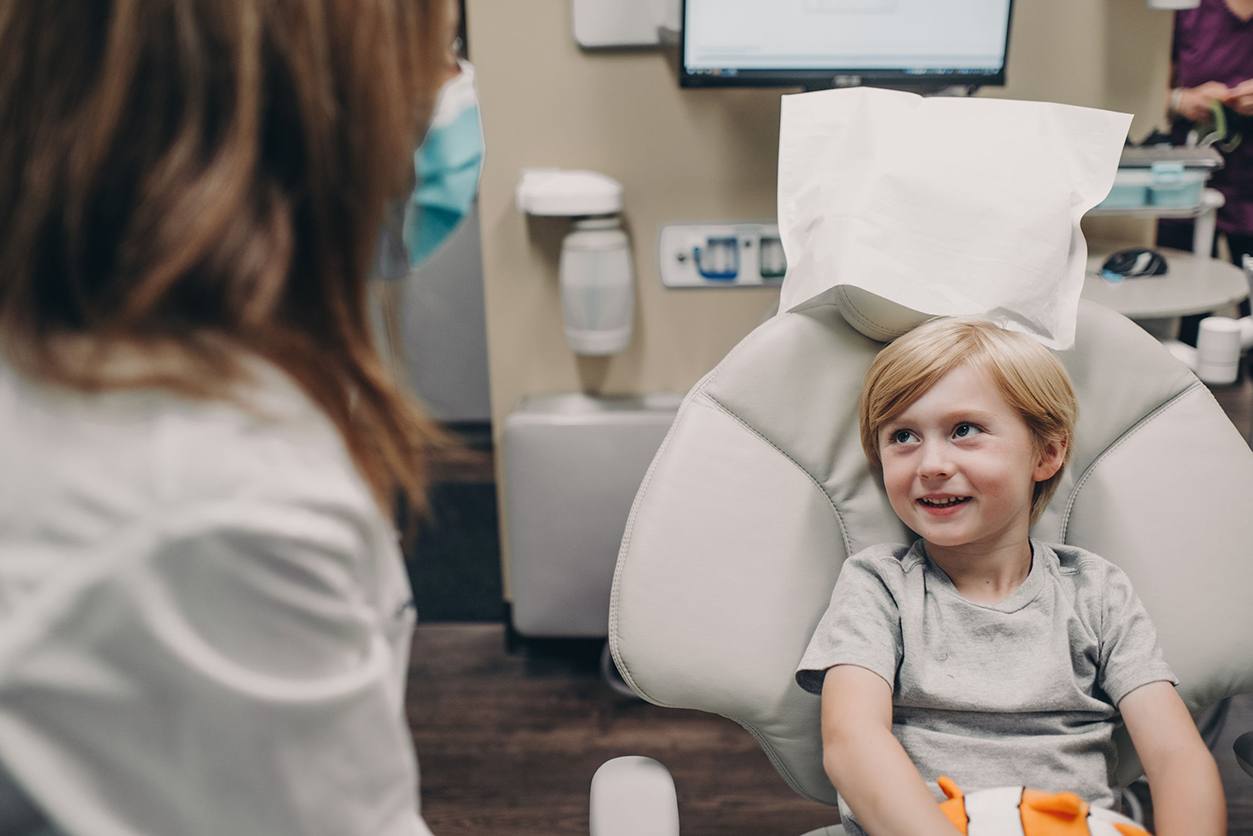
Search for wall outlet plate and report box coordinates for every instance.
[658,223,787,289]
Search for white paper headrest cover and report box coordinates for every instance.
[776,88,1131,348]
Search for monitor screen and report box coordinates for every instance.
[680,0,1015,91]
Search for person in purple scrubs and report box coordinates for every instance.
[1157,0,1253,345]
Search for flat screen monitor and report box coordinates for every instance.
[680,0,1015,91]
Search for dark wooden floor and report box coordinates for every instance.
[406,373,1253,836]
[406,624,840,836]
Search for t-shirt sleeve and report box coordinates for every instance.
[795,551,903,695]
[1097,563,1179,706]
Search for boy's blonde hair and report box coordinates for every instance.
[858,317,1078,527]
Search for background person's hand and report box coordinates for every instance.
[1225,79,1253,116]
[1177,81,1232,122]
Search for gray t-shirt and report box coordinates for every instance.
[795,539,1176,831]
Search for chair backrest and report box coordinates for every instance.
[609,298,1253,806]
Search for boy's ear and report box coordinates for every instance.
[1033,436,1067,483]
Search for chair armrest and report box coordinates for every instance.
[590,757,680,836]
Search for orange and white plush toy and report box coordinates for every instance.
[937,777,1152,836]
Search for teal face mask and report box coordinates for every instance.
[403,60,484,268]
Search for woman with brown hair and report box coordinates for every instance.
[0,1,458,833]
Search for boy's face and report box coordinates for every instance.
[877,362,1064,559]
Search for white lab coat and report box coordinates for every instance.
[0,356,435,836]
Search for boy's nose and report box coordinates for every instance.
[918,442,952,478]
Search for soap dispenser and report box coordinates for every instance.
[516,169,633,356]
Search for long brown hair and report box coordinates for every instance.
[0,0,455,516]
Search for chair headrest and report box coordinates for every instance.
[831,286,929,343]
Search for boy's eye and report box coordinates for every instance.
[952,422,982,439]
[889,429,917,445]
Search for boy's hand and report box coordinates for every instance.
[1119,681,1226,836]
[821,665,964,836]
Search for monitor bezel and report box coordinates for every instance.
[677,0,1015,92]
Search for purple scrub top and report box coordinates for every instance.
[1172,0,1253,236]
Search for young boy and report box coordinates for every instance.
[795,317,1225,836]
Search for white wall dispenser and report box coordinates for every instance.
[517,169,634,356]
[571,0,680,48]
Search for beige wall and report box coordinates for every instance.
[469,0,1175,588]
[996,0,1173,130]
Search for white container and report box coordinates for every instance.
[560,217,634,355]
[503,394,681,637]
[1196,316,1243,385]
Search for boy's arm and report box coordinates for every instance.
[821,664,963,836]
[1119,681,1226,836]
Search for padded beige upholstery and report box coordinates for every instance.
[609,298,1253,808]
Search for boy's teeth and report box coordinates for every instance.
[921,497,966,507]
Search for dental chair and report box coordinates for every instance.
[599,293,1253,836]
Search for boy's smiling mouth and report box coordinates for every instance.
[918,496,970,508]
